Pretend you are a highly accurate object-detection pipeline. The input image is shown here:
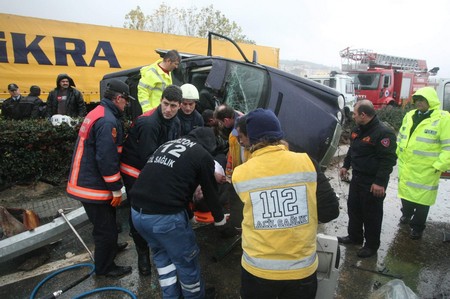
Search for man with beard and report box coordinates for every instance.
[46,73,86,118]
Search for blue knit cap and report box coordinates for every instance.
[246,108,284,145]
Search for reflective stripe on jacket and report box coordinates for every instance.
[67,100,123,203]
[232,145,319,280]
[225,133,251,178]
[137,59,172,113]
[397,87,450,206]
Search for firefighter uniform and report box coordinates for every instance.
[138,59,172,113]
[130,128,233,299]
[66,98,124,275]
[343,115,397,250]
[397,87,450,233]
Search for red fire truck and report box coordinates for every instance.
[340,48,436,109]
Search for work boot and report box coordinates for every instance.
[357,247,377,258]
[136,245,152,276]
[410,229,423,240]
[97,265,132,278]
[337,236,363,245]
[117,242,128,252]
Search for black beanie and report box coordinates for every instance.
[246,108,284,145]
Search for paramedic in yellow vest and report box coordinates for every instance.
[397,87,450,240]
[138,50,181,113]
[232,108,339,299]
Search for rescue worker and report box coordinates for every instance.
[131,127,238,299]
[213,104,245,172]
[46,73,87,118]
[397,87,450,239]
[66,79,133,277]
[225,115,251,181]
[338,100,397,257]
[232,108,339,299]
[1,83,24,119]
[137,50,181,113]
[120,85,182,276]
[178,83,204,136]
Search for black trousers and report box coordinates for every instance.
[82,201,118,274]
[122,173,149,250]
[240,266,317,299]
[347,173,385,250]
[401,198,430,232]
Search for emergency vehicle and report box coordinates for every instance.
[340,48,436,109]
[101,32,346,170]
[307,71,357,119]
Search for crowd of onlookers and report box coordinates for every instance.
[1,73,87,120]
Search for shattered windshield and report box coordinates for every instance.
[349,73,380,90]
[223,63,268,113]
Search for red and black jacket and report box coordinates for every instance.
[67,99,124,203]
[120,106,180,179]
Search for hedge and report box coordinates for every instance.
[0,119,79,188]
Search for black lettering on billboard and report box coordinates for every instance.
[12,33,52,65]
[0,32,7,63]
[54,37,88,66]
[89,41,121,68]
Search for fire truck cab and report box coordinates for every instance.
[341,48,432,109]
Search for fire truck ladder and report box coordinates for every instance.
[340,47,428,72]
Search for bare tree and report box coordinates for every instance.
[124,6,148,30]
[123,4,254,44]
[146,3,178,34]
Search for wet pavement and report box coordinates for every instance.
[1,145,450,298]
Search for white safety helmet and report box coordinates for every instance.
[180,83,199,101]
[50,114,79,127]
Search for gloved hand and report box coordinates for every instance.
[214,216,238,238]
[111,190,122,207]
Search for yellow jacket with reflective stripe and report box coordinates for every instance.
[232,145,318,280]
[397,87,450,206]
[137,59,172,113]
[225,133,251,178]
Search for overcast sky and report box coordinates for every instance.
[2,0,450,76]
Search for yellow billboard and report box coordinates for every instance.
[0,13,279,103]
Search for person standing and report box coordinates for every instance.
[397,87,450,239]
[2,83,24,119]
[178,83,204,136]
[66,79,132,277]
[131,127,237,299]
[232,108,339,299]
[21,85,45,119]
[338,99,397,258]
[138,50,181,113]
[213,104,244,170]
[46,73,87,118]
[120,85,182,276]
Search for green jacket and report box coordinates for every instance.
[137,59,172,113]
[397,87,450,206]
